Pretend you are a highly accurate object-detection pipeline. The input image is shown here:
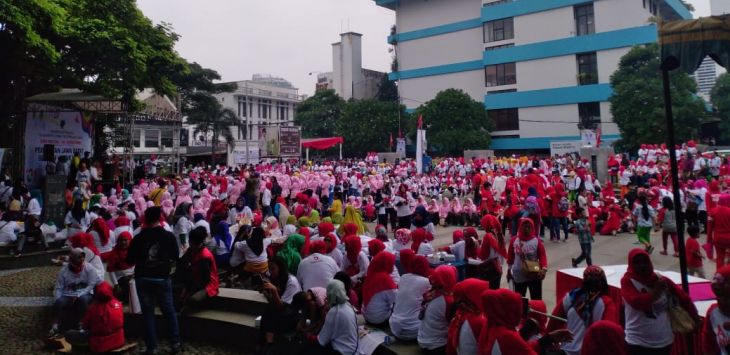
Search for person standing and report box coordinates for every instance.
[126,207,181,354]
[571,207,593,267]
[632,195,656,254]
[507,218,547,300]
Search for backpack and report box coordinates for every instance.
[661,209,677,233]
[525,197,540,216]
[558,197,570,212]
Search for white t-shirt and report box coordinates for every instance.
[318,303,358,355]
[296,253,339,291]
[230,238,272,267]
[418,295,449,350]
[623,278,673,348]
[91,230,115,254]
[65,211,91,236]
[281,274,302,304]
[390,273,431,340]
[341,251,370,283]
[0,220,19,244]
[194,220,210,234]
[458,322,479,355]
[417,242,434,256]
[362,289,397,325]
[27,198,42,217]
[262,189,272,207]
[448,241,465,261]
[327,248,344,269]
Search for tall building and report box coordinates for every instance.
[712,0,730,15]
[315,32,387,100]
[203,74,303,165]
[375,0,691,151]
[694,56,719,98]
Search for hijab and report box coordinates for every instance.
[318,222,335,237]
[516,217,536,242]
[411,255,432,278]
[213,221,233,252]
[569,265,609,325]
[375,224,388,241]
[309,240,327,255]
[412,205,431,228]
[362,252,397,307]
[323,233,338,254]
[338,205,367,235]
[411,227,432,254]
[326,279,349,306]
[452,230,464,244]
[368,239,386,257]
[399,249,416,274]
[427,265,457,318]
[343,235,362,272]
[69,232,99,256]
[90,218,111,246]
[479,289,524,354]
[580,320,627,355]
[625,248,658,287]
[446,278,490,355]
[278,234,305,274]
[248,227,265,257]
[309,286,327,307]
[395,228,411,246]
[108,231,132,271]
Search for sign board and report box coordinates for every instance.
[550,141,583,156]
[43,174,68,228]
[232,147,260,165]
[24,106,92,187]
[396,138,406,155]
[279,126,301,156]
[581,129,597,147]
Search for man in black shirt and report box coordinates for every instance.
[126,207,181,354]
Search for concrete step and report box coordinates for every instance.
[207,288,268,315]
[0,248,67,270]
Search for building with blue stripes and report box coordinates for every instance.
[375,0,691,151]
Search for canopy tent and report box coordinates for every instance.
[657,16,730,355]
[24,88,182,183]
[300,137,344,161]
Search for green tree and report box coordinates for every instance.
[295,89,344,138]
[413,89,492,156]
[186,94,240,163]
[336,100,407,157]
[376,75,399,102]
[173,62,237,113]
[711,72,730,143]
[609,44,705,152]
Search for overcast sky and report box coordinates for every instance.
[136,0,710,97]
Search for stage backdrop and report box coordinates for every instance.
[24,107,92,186]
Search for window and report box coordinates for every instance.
[578,102,601,129]
[576,52,598,85]
[145,129,159,148]
[485,43,514,51]
[486,89,517,95]
[574,4,595,36]
[488,108,519,131]
[132,129,141,148]
[483,0,513,6]
[161,129,173,148]
[238,97,247,117]
[483,18,514,43]
[259,99,271,119]
[485,63,516,87]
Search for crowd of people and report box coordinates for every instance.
[4,140,730,354]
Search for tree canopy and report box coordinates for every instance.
[609,44,706,152]
[413,89,492,156]
[711,72,730,143]
[336,99,407,157]
[0,0,189,119]
[295,89,344,138]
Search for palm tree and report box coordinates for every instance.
[186,92,241,164]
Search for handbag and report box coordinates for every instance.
[518,241,541,279]
[667,292,697,334]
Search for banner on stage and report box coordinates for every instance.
[550,141,582,156]
[24,106,92,186]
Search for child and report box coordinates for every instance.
[657,196,679,257]
[571,207,593,267]
[686,225,705,278]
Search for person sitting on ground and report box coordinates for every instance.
[105,231,134,302]
[231,226,270,275]
[333,270,360,311]
[257,256,302,354]
[89,217,115,261]
[446,278,490,355]
[306,279,358,355]
[418,265,458,354]
[64,281,126,353]
[390,255,432,340]
[297,237,339,291]
[209,220,233,268]
[292,287,327,335]
[51,248,102,336]
[0,212,20,246]
[174,226,219,313]
[67,233,105,280]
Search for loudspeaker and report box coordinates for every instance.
[43,144,55,162]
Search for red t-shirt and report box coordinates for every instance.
[686,237,702,268]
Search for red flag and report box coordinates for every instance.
[389,133,394,149]
[596,128,601,148]
[417,114,423,129]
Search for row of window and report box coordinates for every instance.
[482,3,595,44]
[484,52,598,87]
[487,102,602,132]
[132,129,174,148]
[237,96,291,120]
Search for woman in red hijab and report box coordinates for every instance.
[479,229,507,290]
[710,194,730,269]
[342,235,369,285]
[702,265,730,355]
[368,239,386,258]
[362,252,397,326]
[411,227,434,256]
[507,218,547,300]
[581,320,626,355]
[68,281,126,353]
[323,233,343,268]
[390,255,432,340]
[89,218,113,261]
[446,278,489,355]
[600,204,623,236]
[621,249,697,354]
[106,231,134,302]
[399,248,416,274]
[418,265,457,353]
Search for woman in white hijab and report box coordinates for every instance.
[308,279,358,355]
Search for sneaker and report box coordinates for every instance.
[647,246,655,254]
[659,250,668,256]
